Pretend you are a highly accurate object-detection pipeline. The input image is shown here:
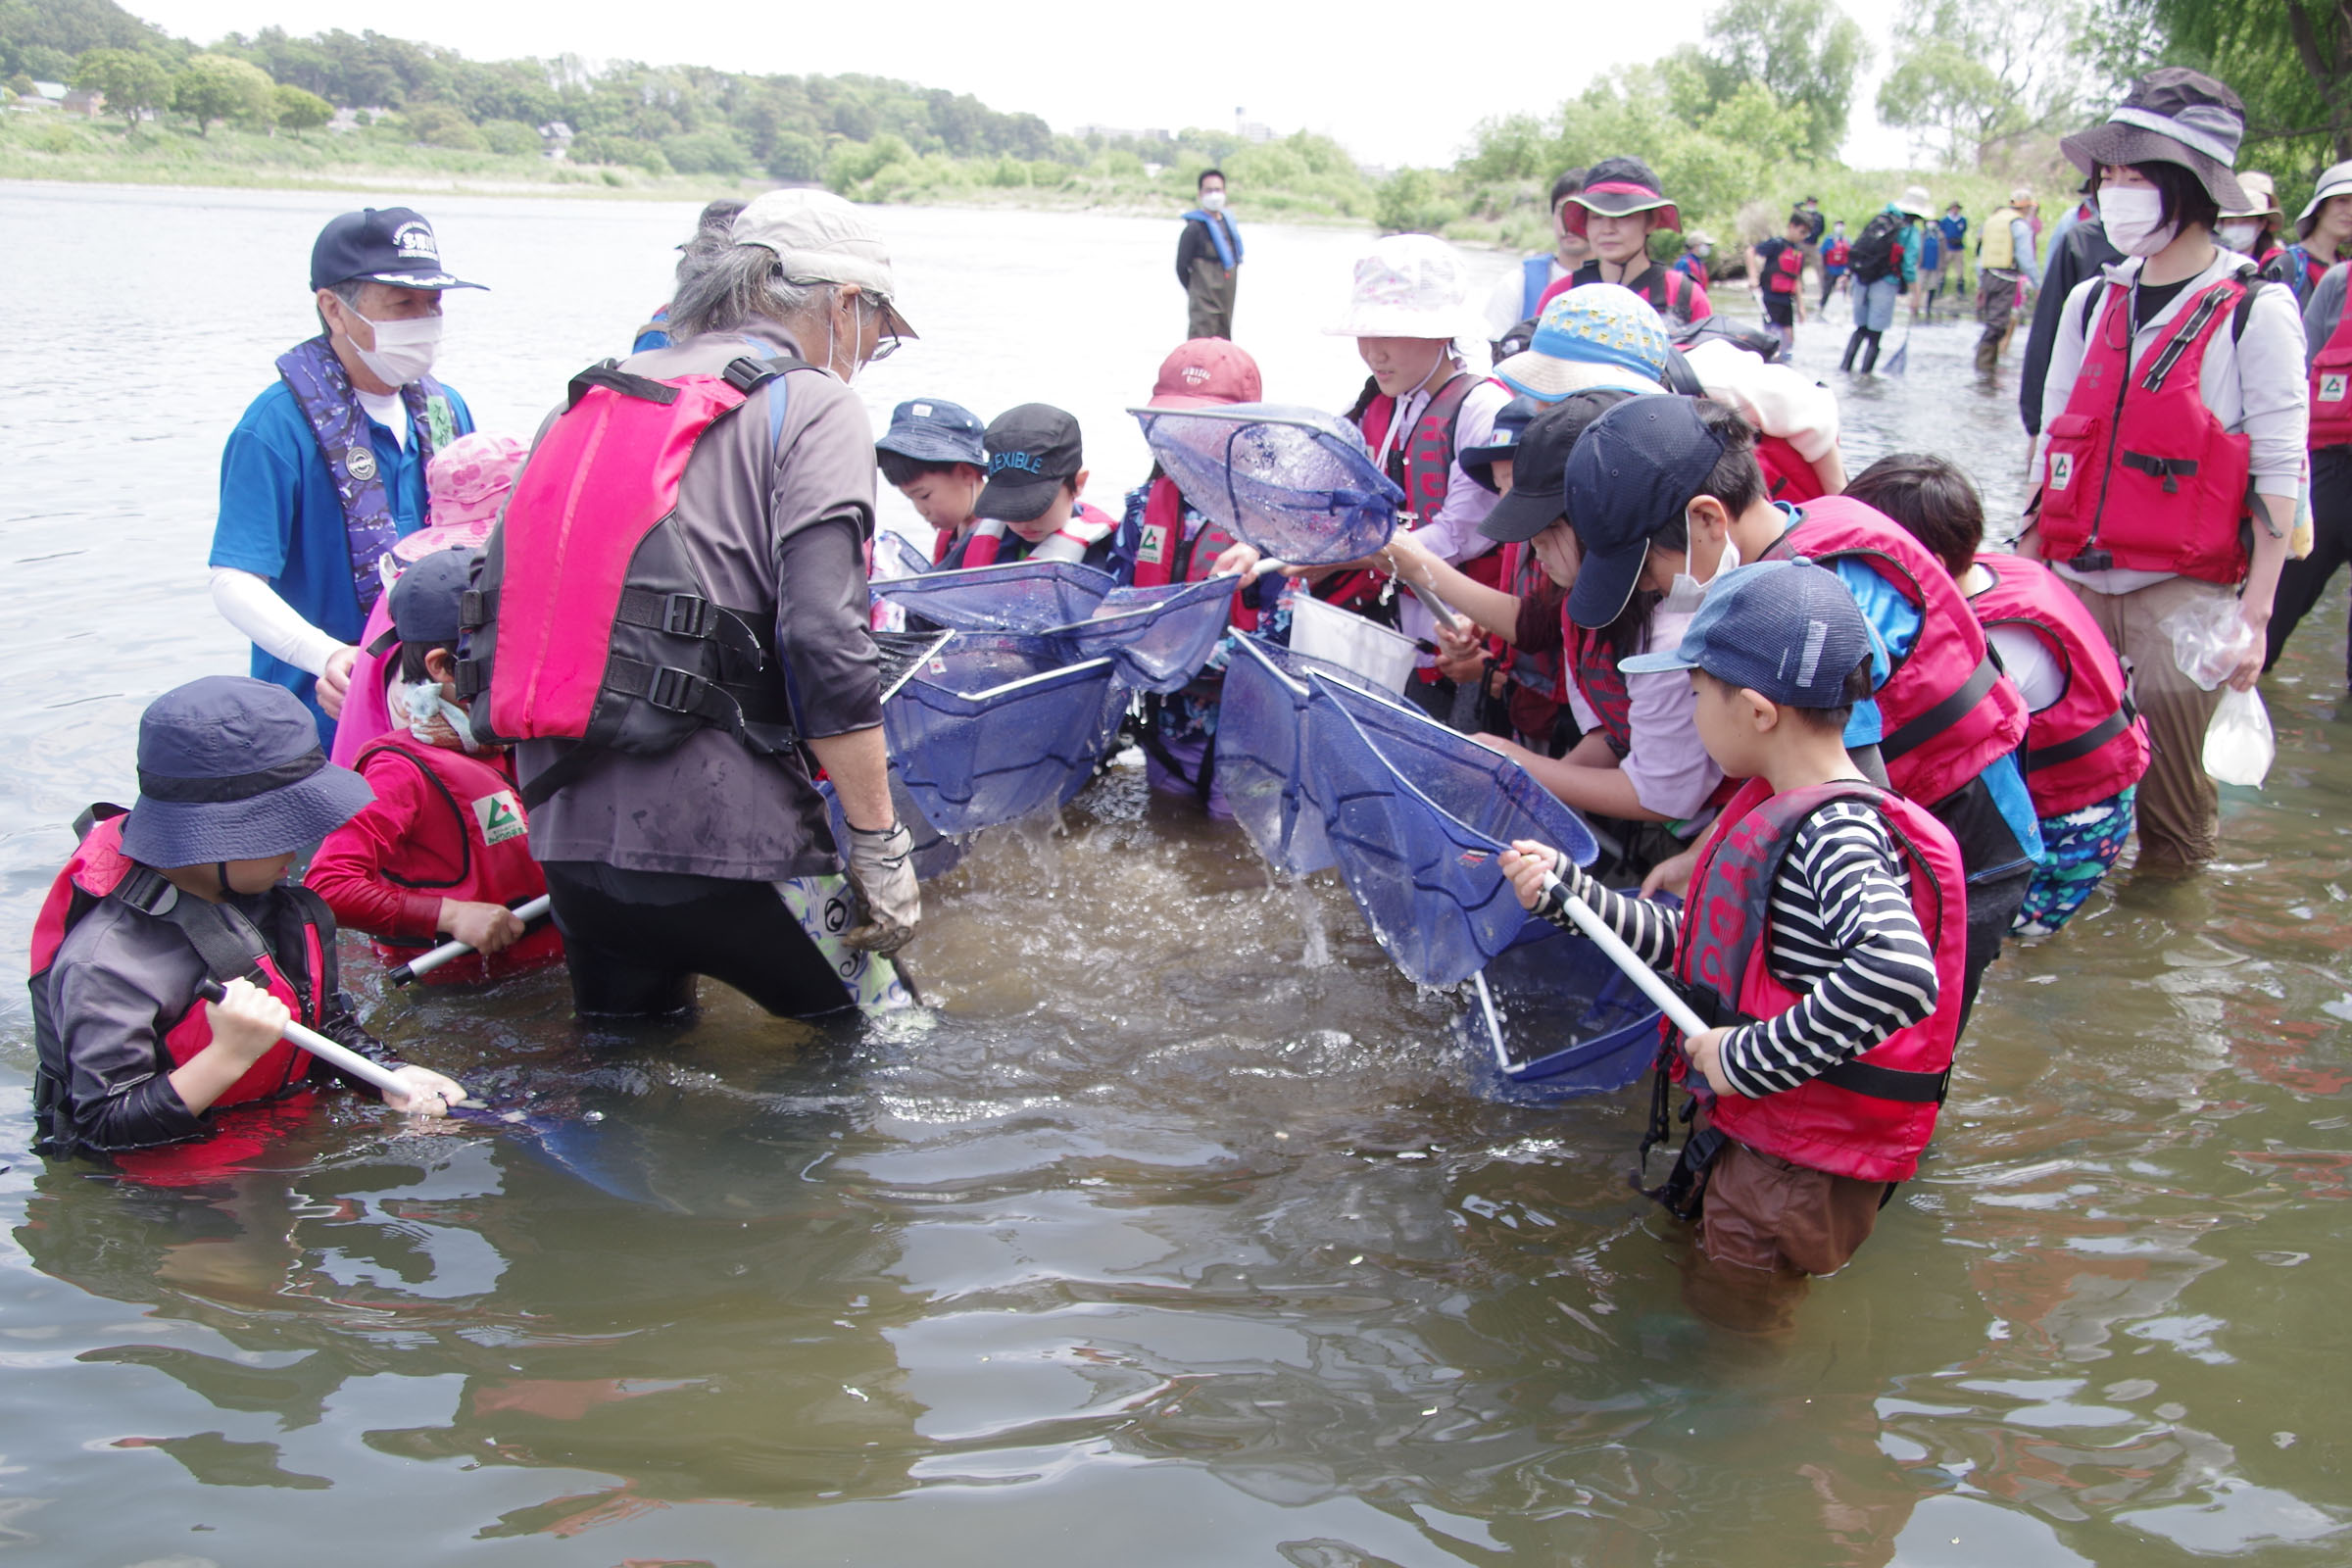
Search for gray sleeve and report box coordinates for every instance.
[768,372,883,739]
[2304,264,2348,366]
[45,932,208,1152]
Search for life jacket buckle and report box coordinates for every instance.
[643,664,709,714]
[662,593,714,638]
[2067,545,2114,572]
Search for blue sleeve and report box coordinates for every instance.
[1979,753,2045,863]
[210,393,307,579]
[1834,558,1921,751]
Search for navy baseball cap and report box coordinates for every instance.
[388,548,474,647]
[310,207,485,293]
[120,676,373,867]
[1459,394,1543,495]
[1562,395,1726,628]
[976,404,1083,523]
[878,399,987,467]
[1621,559,1873,708]
[1479,389,1634,543]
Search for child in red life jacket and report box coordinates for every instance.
[30,677,468,1164]
[1500,561,1967,1297]
[1847,455,2149,936]
[950,404,1120,574]
[307,549,564,984]
[1749,212,1812,357]
[875,398,988,565]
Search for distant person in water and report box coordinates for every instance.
[209,207,482,749]
[1177,170,1243,340]
[1481,168,1592,350]
[634,198,748,352]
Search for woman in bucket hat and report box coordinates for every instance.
[29,676,468,1166]
[2217,171,2284,268]
[2271,161,2352,305]
[1330,233,1516,714]
[1537,156,1713,325]
[2027,68,2307,875]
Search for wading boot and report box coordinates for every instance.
[1859,331,1882,374]
[1841,328,1868,371]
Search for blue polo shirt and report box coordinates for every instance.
[209,378,474,743]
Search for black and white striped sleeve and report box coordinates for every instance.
[1715,803,1941,1099]
[1534,862,1682,970]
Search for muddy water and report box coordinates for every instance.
[2,184,2348,1566]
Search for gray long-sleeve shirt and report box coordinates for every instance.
[517,320,883,881]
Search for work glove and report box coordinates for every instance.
[842,820,919,955]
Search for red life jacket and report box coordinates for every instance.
[1127,476,1259,633]
[2307,281,2352,449]
[1969,556,2150,817]
[1825,238,1850,269]
[28,808,329,1161]
[1567,621,1634,759]
[1764,242,1803,295]
[1539,264,1703,323]
[1353,372,1506,625]
[1766,498,2030,809]
[1672,777,1965,1183]
[459,357,810,808]
[346,737,565,983]
[2037,272,2255,585]
[959,502,1118,570]
[1754,436,1828,504]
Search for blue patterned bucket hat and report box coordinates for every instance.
[1493,284,1671,402]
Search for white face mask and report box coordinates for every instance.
[1201,189,1227,213]
[348,310,442,386]
[2216,220,2263,254]
[403,678,483,753]
[1662,529,1740,614]
[2098,185,2177,258]
[824,294,871,385]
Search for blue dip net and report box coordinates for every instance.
[874,560,1118,632]
[1216,635,1371,875]
[1051,576,1241,695]
[882,632,1118,834]
[1453,919,1669,1101]
[1300,671,1599,988]
[1133,403,1401,566]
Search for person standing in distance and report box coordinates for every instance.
[210,208,481,748]
[1178,170,1243,339]
[1481,169,1592,349]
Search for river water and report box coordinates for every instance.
[3,183,2349,1567]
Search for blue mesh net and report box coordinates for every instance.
[1454,921,1665,1101]
[882,633,1119,833]
[1133,404,1401,566]
[873,560,1117,632]
[1053,576,1241,695]
[1216,636,1358,874]
[1300,672,1600,987]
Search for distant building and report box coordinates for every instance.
[63,87,104,116]
[539,122,573,160]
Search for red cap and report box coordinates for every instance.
[1146,339,1263,409]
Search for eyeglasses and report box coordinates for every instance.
[862,293,903,364]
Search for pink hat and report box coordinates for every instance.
[1146,339,1263,409]
[410,431,526,558]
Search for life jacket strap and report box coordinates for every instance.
[2119,450,2201,493]
[2021,705,2132,772]
[1815,1056,1949,1104]
[567,362,681,409]
[1878,654,1997,763]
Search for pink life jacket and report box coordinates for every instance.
[1766,498,2030,810]
[459,358,810,807]
[2037,272,2255,584]
[2308,278,2352,449]
[1969,555,2150,817]
[1754,435,1829,504]
[957,502,1117,569]
[1354,373,1507,631]
[1671,777,1966,1183]
[342,737,565,983]
[29,808,327,1164]
[1127,475,1258,633]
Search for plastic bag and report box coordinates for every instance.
[2203,686,2274,787]
[2159,593,2257,691]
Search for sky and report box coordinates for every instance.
[130,0,1921,171]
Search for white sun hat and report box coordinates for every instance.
[1325,233,1485,340]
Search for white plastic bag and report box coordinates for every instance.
[2203,687,2275,787]
[2159,593,2257,691]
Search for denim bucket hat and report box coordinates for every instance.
[120,676,374,866]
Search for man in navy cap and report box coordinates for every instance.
[209,207,484,746]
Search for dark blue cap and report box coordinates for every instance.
[388,548,474,646]
[1459,394,1544,494]
[310,207,484,293]
[1620,559,1874,708]
[1562,395,1727,628]
[877,398,986,467]
[120,676,374,867]
[976,404,1083,523]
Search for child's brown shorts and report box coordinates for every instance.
[1699,1137,1892,1277]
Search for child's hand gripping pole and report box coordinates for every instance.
[387,894,554,986]
[193,977,480,1110]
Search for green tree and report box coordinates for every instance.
[766,129,823,181]
[172,52,275,135]
[1694,0,1869,160]
[1879,0,2087,169]
[401,101,485,150]
[478,117,540,156]
[270,82,331,133]
[2093,0,2352,172]
[73,46,171,124]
